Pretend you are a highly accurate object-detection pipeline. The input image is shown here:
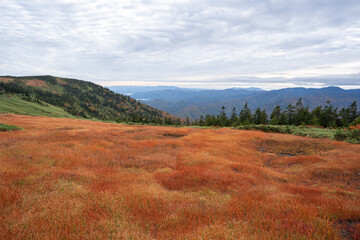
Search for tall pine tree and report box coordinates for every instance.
[239,102,252,125]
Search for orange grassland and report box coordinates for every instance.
[0,114,359,240]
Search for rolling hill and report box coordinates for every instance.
[0,75,172,123]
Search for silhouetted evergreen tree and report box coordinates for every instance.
[230,107,238,126]
[219,106,228,127]
[185,117,191,126]
[262,109,268,124]
[205,114,216,126]
[239,102,252,125]
[270,106,282,125]
[349,101,358,123]
[319,101,337,128]
[279,112,288,125]
[294,98,311,125]
[285,104,296,125]
[310,106,321,126]
[339,107,350,127]
[253,108,268,124]
[199,115,205,126]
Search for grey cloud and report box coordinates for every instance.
[0,0,360,89]
[185,74,360,86]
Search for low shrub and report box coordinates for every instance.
[0,122,22,132]
[334,129,348,141]
[234,125,359,144]
[347,129,360,143]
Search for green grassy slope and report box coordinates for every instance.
[0,94,83,119]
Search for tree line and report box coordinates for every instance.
[192,98,359,128]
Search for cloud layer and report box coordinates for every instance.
[1,0,359,89]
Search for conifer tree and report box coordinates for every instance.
[270,105,282,125]
[239,102,252,125]
[261,109,268,124]
[294,98,311,125]
[253,108,268,124]
[230,107,238,126]
[219,106,228,127]
[285,104,296,125]
[349,101,358,123]
[310,106,322,126]
[185,117,191,126]
[199,115,205,126]
[319,101,337,127]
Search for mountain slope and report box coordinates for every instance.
[108,86,197,95]
[0,75,172,122]
[173,87,360,118]
[131,88,264,104]
[111,86,360,119]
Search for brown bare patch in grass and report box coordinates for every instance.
[335,220,360,240]
[53,126,84,131]
[260,138,335,156]
[309,167,360,185]
[269,156,324,168]
[163,132,186,138]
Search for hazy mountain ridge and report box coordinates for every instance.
[111,86,360,119]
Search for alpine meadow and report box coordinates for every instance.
[1,0,360,239]
[0,114,359,239]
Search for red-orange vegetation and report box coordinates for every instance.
[155,166,247,192]
[0,114,359,239]
[0,77,13,83]
[56,78,66,85]
[349,124,360,130]
[25,79,48,88]
[269,156,324,168]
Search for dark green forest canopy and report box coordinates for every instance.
[195,98,359,128]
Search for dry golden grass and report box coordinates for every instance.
[0,114,359,239]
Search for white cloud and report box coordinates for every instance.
[0,0,359,89]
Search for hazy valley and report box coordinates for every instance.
[110,86,360,119]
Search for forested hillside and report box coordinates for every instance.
[0,76,173,123]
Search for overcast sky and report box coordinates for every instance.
[1,0,360,90]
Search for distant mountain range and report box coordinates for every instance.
[109,86,360,119]
[108,86,194,95]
